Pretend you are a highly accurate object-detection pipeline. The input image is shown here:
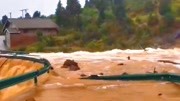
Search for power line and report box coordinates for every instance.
[9,12,12,18]
[20,9,28,18]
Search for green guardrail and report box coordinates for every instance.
[0,54,52,90]
[81,73,180,83]
[0,50,27,55]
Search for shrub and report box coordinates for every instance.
[147,14,159,26]
[36,31,43,41]
[162,13,175,27]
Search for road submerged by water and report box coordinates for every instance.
[1,48,180,101]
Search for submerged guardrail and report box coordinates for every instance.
[0,52,52,90]
[82,73,180,83]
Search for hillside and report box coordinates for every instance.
[13,0,180,52]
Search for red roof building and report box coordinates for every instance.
[3,18,59,49]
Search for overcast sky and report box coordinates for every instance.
[0,0,85,18]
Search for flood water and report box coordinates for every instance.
[0,48,180,101]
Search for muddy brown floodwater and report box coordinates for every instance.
[1,48,180,101]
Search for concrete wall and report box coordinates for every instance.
[0,35,6,50]
[5,31,11,48]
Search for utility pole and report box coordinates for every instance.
[24,9,28,13]
[9,12,12,18]
[20,9,24,18]
[20,9,28,18]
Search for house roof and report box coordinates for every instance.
[8,18,59,29]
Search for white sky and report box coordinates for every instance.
[0,0,85,18]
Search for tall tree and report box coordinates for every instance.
[153,0,174,26]
[113,0,127,23]
[66,0,81,16]
[25,13,31,18]
[84,0,90,8]
[55,0,70,27]
[113,0,133,34]
[144,0,155,13]
[55,0,63,26]
[1,15,8,25]
[1,15,10,31]
[33,11,41,18]
[159,0,172,15]
[66,0,82,29]
[94,0,107,23]
[40,15,47,18]
[88,0,96,7]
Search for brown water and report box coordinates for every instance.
[0,49,180,101]
[32,60,180,101]
[0,58,45,101]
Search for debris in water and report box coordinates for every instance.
[99,73,104,75]
[118,63,124,65]
[89,75,99,78]
[153,67,158,73]
[80,73,87,77]
[122,72,128,75]
[26,98,36,101]
[61,59,80,71]
[127,56,130,60]
[158,93,162,96]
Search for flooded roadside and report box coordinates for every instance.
[1,48,180,101]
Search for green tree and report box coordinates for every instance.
[66,0,81,16]
[85,0,90,8]
[163,12,175,26]
[55,0,66,26]
[93,0,107,23]
[159,0,172,15]
[144,0,155,13]
[33,11,41,18]
[88,0,95,8]
[178,8,180,16]
[159,0,174,26]
[113,0,127,23]
[112,0,133,33]
[148,13,159,26]
[40,15,47,18]
[1,15,8,25]
[66,0,82,29]
[25,13,31,18]
[1,15,10,30]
